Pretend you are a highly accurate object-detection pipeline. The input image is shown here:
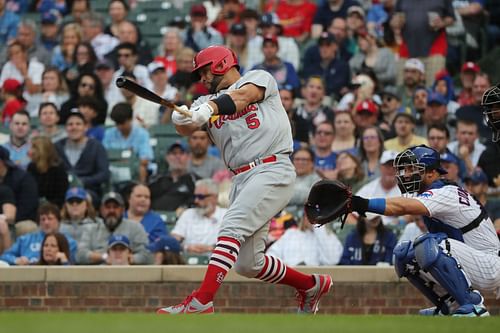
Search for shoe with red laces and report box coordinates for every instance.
[156,292,214,315]
[296,274,333,314]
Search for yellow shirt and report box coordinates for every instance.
[384,135,428,152]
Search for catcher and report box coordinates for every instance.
[305,145,500,316]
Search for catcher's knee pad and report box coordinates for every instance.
[394,241,415,278]
[414,233,482,306]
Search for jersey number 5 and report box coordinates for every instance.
[245,113,260,129]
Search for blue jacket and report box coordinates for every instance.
[123,211,168,247]
[301,56,350,99]
[0,230,77,265]
[340,229,397,265]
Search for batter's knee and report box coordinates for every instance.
[234,252,266,278]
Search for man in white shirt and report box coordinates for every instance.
[81,12,119,60]
[171,179,227,255]
[447,119,486,174]
[112,42,153,91]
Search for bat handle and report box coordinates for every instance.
[173,105,192,118]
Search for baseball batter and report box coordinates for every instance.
[351,145,500,316]
[157,45,332,314]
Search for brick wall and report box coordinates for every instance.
[0,267,498,314]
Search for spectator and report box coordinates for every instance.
[12,19,51,66]
[0,185,15,254]
[427,123,466,179]
[292,76,333,145]
[112,42,152,90]
[149,141,198,212]
[265,0,317,42]
[301,32,350,99]
[62,41,97,90]
[150,236,184,265]
[339,213,397,265]
[313,121,338,179]
[457,61,479,107]
[267,212,343,266]
[37,232,71,265]
[0,0,20,49]
[415,91,452,138]
[337,73,377,112]
[358,126,385,181]
[55,109,110,203]
[328,17,354,62]
[211,0,243,37]
[80,12,119,61]
[168,47,197,105]
[287,147,321,210]
[331,111,357,154]
[447,119,486,173]
[117,72,159,128]
[27,135,68,207]
[182,4,224,52]
[392,0,455,86]
[77,96,105,141]
[396,58,425,111]
[154,27,183,78]
[412,86,428,119]
[105,234,132,265]
[95,58,124,116]
[25,67,69,117]
[311,0,360,39]
[123,183,169,251]
[103,103,154,184]
[51,23,82,72]
[431,71,459,120]
[252,34,300,92]
[0,78,25,126]
[104,0,129,37]
[107,20,153,68]
[226,23,250,73]
[76,191,152,264]
[39,11,60,53]
[60,72,107,125]
[353,99,379,134]
[398,215,427,244]
[3,110,31,169]
[378,86,405,139]
[0,203,77,265]
[171,179,226,256]
[356,150,401,225]
[32,102,66,142]
[61,0,90,26]
[384,113,427,152]
[335,151,365,192]
[187,130,226,179]
[440,152,462,184]
[59,186,97,243]
[349,29,396,87]
[0,41,44,96]
[148,61,179,123]
[464,168,500,226]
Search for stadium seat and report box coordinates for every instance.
[183,254,210,265]
[107,148,140,185]
[157,210,178,230]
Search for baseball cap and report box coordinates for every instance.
[347,6,365,18]
[2,78,22,93]
[190,4,207,17]
[379,150,398,165]
[427,92,447,105]
[66,108,86,123]
[41,11,59,25]
[318,32,336,45]
[382,86,400,100]
[240,9,259,21]
[464,168,488,184]
[108,234,131,249]
[167,141,187,154]
[95,59,114,70]
[440,152,459,165]
[0,146,15,167]
[393,112,416,124]
[461,61,480,73]
[65,187,87,201]
[147,61,166,74]
[101,191,125,206]
[230,23,246,36]
[364,212,382,221]
[260,13,281,27]
[404,58,425,74]
[356,99,378,115]
[262,34,278,46]
[149,236,181,253]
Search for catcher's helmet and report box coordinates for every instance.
[192,45,239,81]
[393,145,447,194]
[481,83,500,142]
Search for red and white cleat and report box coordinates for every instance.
[156,292,214,315]
[296,274,333,314]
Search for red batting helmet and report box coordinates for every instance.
[192,45,239,80]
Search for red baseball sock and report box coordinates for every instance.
[256,255,315,290]
[196,237,240,304]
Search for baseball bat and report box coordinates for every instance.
[115,77,191,117]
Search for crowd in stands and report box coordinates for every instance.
[0,0,499,267]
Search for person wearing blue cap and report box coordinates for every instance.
[415,91,452,138]
[40,11,60,52]
[464,168,500,229]
[106,234,132,265]
[440,152,462,185]
[59,187,98,243]
[150,235,184,265]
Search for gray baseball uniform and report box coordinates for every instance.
[191,70,296,277]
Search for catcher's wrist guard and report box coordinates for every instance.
[351,196,369,215]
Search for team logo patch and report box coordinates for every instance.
[418,190,434,198]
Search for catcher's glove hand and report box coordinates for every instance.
[304,180,352,228]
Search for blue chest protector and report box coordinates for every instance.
[421,180,464,242]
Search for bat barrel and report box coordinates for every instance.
[115,77,126,88]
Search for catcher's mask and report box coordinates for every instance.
[481,83,500,142]
[393,145,447,195]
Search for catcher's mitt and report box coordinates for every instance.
[304,180,352,228]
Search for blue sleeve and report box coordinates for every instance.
[147,214,168,243]
[383,231,398,264]
[65,235,78,264]
[285,63,301,90]
[80,141,110,187]
[137,129,154,161]
[7,15,20,41]
[0,236,24,265]
[339,233,355,265]
[102,129,112,149]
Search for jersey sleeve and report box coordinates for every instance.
[237,70,279,102]
[414,186,456,217]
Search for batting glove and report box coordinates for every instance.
[171,105,193,125]
[191,103,214,127]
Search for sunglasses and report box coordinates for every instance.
[79,82,95,89]
[194,194,213,200]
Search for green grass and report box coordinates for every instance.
[0,313,499,333]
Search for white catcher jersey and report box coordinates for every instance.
[191,70,293,169]
[415,184,500,256]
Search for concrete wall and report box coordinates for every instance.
[0,266,498,314]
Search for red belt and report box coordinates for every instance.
[231,155,277,175]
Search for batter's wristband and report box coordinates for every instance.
[212,94,237,115]
[367,198,386,215]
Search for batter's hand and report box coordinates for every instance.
[191,103,214,126]
[171,105,193,125]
